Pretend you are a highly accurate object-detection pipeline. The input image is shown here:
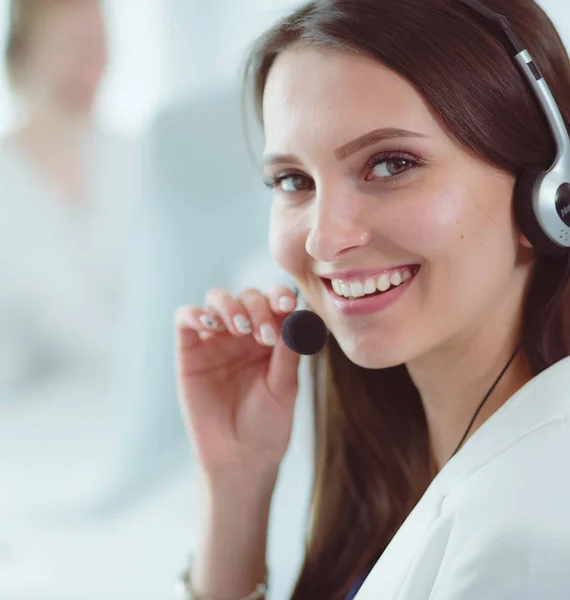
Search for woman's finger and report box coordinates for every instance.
[264,284,298,315]
[204,287,254,336]
[175,305,225,333]
[174,306,202,351]
[239,288,280,347]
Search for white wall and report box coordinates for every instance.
[538,0,570,43]
[163,0,304,100]
[95,0,169,136]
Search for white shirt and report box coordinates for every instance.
[356,355,570,599]
[0,126,138,513]
[0,126,136,400]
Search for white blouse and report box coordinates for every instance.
[356,355,570,599]
[0,126,137,402]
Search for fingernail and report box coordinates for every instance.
[200,315,219,329]
[260,323,277,346]
[182,317,195,328]
[278,296,296,313]
[233,314,252,334]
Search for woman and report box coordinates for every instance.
[0,0,136,401]
[0,0,136,510]
[174,0,570,598]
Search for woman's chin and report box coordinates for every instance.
[337,339,408,370]
[351,355,406,370]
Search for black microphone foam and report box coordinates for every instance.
[281,310,328,355]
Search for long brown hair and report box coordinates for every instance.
[243,1,570,598]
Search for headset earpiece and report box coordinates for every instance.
[514,168,570,256]
[514,168,566,256]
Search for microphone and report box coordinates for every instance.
[281,310,329,355]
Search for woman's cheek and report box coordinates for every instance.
[269,207,308,278]
[401,191,467,256]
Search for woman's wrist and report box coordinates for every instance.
[191,467,274,600]
[196,463,278,553]
[198,462,280,502]
[179,554,268,600]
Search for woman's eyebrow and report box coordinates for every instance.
[263,153,301,168]
[334,128,427,160]
[263,127,427,167]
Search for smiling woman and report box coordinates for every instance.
[173,1,570,599]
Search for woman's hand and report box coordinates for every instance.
[175,285,301,483]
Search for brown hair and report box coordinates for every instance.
[243,0,570,598]
[5,0,75,84]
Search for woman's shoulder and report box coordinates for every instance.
[443,415,569,525]
[358,417,570,600]
[439,357,570,512]
[408,420,570,597]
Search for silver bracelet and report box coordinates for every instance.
[177,555,268,600]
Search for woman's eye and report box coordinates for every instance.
[370,157,416,179]
[263,153,420,192]
[265,173,313,193]
[281,175,312,192]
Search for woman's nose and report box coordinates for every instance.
[305,190,372,262]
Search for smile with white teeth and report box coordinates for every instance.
[330,268,414,299]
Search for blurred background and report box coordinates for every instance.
[0,1,568,599]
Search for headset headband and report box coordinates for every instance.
[458,0,569,170]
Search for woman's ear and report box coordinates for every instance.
[519,230,533,249]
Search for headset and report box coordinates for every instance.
[457,0,570,256]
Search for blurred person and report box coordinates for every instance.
[0,0,137,512]
[174,0,570,599]
[90,85,280,511]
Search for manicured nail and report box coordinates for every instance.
[278,296,296,313]
[182,316,195,328]
[260,323,277,346]
[233,314,252,334]
[200,315,219,329]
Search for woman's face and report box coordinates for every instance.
[20,0,107,114]
[263,44,533,369]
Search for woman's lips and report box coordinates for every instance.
[322,266,420,316]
